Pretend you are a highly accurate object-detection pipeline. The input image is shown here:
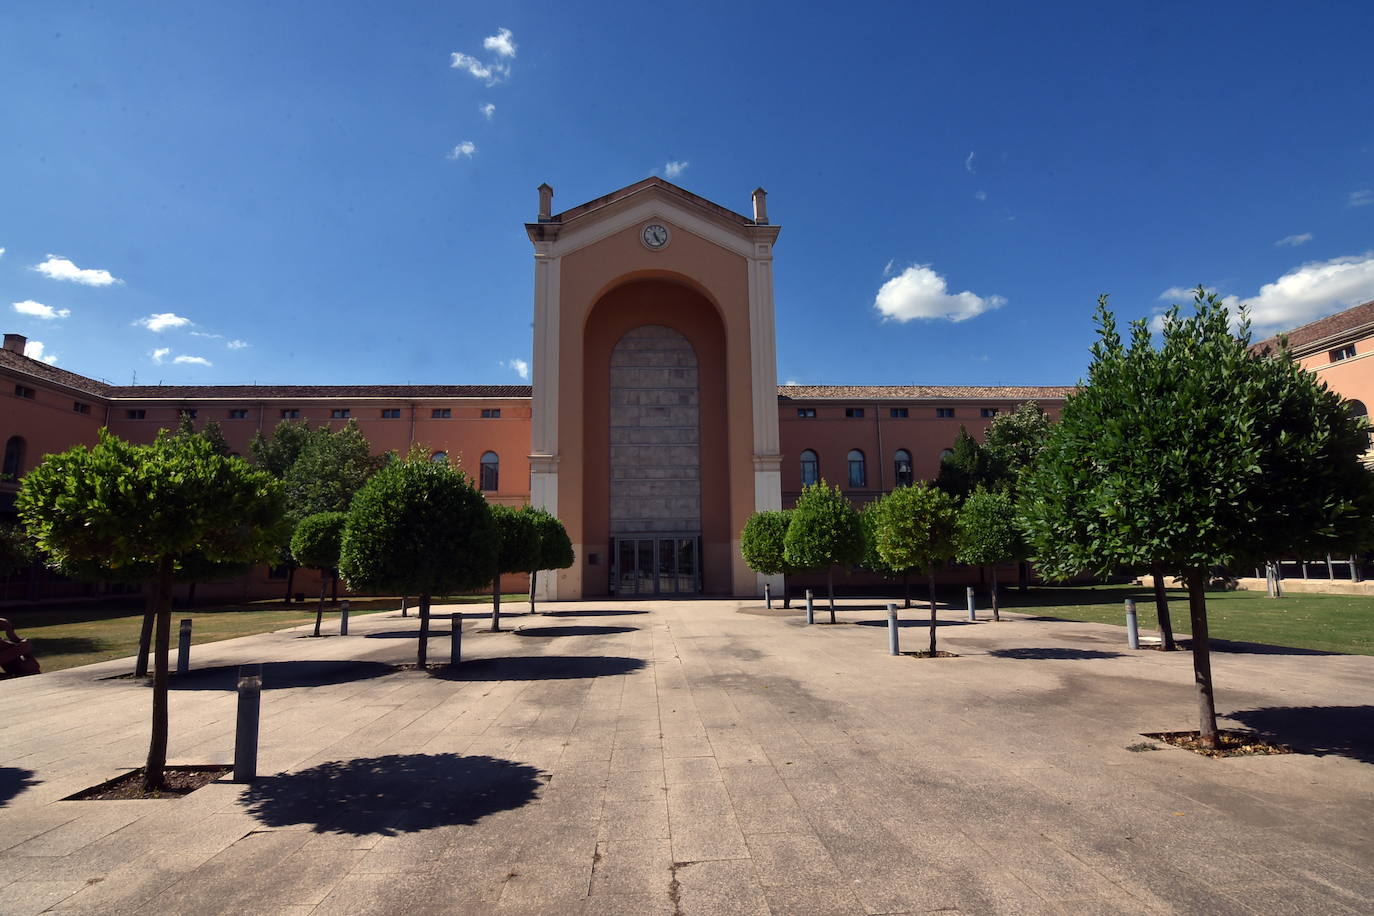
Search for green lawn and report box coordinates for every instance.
[3,594,523,673]
[996,583,1374,656]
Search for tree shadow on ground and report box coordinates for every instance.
[0,767,39,807]
[365,630,452,639]
[514,626,637,637]
[850,618,980,629]
[167,660,398,691]
[29,635,105,656]
[543,610,649,618]
[1225,706,1374,765]
[1208,638,1340,657]
[240,754,541,836]
[988,647,1123,660]
[429,655,645,681]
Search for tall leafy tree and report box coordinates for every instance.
[524,507,574,614]
[1020,291,1374,746]
[291,511,348,637]
[340,454,496,666]
[490,505,539,631]
[18,430,285,790]
[934,426,991,502]
[284,419,379,521]
[249,420,313,478]
[955,487,1018,621]
[783,481,865,622]
[740,509,796,608]
[981,402,1054,492]
[860,496,917,607]
[875,483,959,653]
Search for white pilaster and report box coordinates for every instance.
[529,241,561,601]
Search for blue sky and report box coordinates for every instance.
[2,1,1372,387]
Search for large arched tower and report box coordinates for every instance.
[525,178,783,599]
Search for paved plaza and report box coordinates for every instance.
[1,597,1372,915]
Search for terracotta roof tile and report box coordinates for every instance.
[0,347,111,396]
[777,385,1074,401]
[1252,299,1374,354]
[102,384,533,400]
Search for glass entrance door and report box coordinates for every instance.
[612,536,700,596]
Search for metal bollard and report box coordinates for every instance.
[177,619,192,674]
[1125,597,1139,649]
[339,600,350,636]
[233,664,261,783]
[805,589,815,625]
[966,587,976,622]
[401,595,409,617]
[764,583,772,609]
[450,618,462,668]
[887,603,900,655]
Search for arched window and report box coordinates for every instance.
[893,449,913,487]
[2,436,25,479]
[479,451,499,491]
[847,449,867,488]
[430,451,448,464]
[800,449,819,487]
[1349,400,1370,448]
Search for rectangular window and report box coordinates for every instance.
[381,408,401,419]
[796,408,816,418]
[1331,344,1357,362]
[844,407,865,419]
[228,409,249,419]
[125,409,146,420]
[330,408,350,419]
[73,401,91,415]
[281,409,300,419]
[14,384,35,399]
[179,409,198,420]
[432,408,451,419]
[889,407,908,418]
[481,408,501,418]
[936,407,955,418]
[980,407,999,418]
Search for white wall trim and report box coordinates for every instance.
[549,196,756,260]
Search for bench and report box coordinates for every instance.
[0,618,41,677]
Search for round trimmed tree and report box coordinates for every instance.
[524,507,574,614]
[955,487,1018,621]
[783,481,864,622]
[291,511,348,637]
[875,482,959,653]
[340,454,496,666]
[490,504,539,631]
[740,509,795,608]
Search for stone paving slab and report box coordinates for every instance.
[1,598,1372,914]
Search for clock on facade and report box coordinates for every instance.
[641,223,670,249]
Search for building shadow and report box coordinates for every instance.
[988,647,1124,660]
[430,655,645,681]
[0,767,39,807]
[514,626,638,638]
[851,618,980,629]
[543,610,649,618]
[167,660,399,691]
[1226,706,1374,764]
[240,754,541,836]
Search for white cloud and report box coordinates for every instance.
[189,330,222,339]
[135,312,192,332]
[33,254,120,286]
[874,265,1006,323]
[227,339,249,350]
[1276,232,1313,247]
[0,248,5,258]
[974,190,987,202]
[783,379,800,386]
[173,355,212,366]
[1158,286,1215,302]
[24,340,57,364]
[151,347,170,364]
[882,259,895,277]
[664,160,689,179]
[447,141,477,160]
[504,358,529,379]
[483,28,517,58]
[450,52,508,86]
[12,300,69,320]
[1348,189,1373,208]
[965,151,976,174]
[480,102,495,120]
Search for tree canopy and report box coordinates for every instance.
[874,482,958,653]
[934,426,991,502]
[955,487,1019,620]
[981,402,1054,494]
[291,511,348,574]
[784,481,864,617]
[741,510,793,577]
[283,420,380,522]
[489,504,540,630]
[523,507,574,614]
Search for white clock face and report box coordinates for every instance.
[641,223,669,249]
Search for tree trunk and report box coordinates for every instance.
[529,570,537,615]
[144,558,175,792]
[135,589,156,678]
[491,573,502,632]
[284,564,295,603]
[1018,561,1029,592]
[313,570,326,637]
[827,568,836,624]
[990,568,1000,622]
[418,593,431,668]
[782,573,790,609]
[1185,570,1219,748]
[903,572,911,608]
[1151,562,1177,651]
[928,572,938,655]
[330,571,338,607]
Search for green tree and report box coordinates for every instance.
[291,511,348,637]
[250,420,312,478]
[981,402,1054,492]
[875,483,959,653]
[783,481,865,622]
[340,454,496,666]
[0,523,35,579]
[955,487,1018,621]
[740,509,796,608]
[18,430,285,790]
[934,426,991,502]
[284,420,379,521]
[524,507,574,614]
[859,497,917,607]
[490,505,539,631]
[1020,291,1374,746]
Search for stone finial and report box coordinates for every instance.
[752,188,768,224]
[538,183,554,221]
